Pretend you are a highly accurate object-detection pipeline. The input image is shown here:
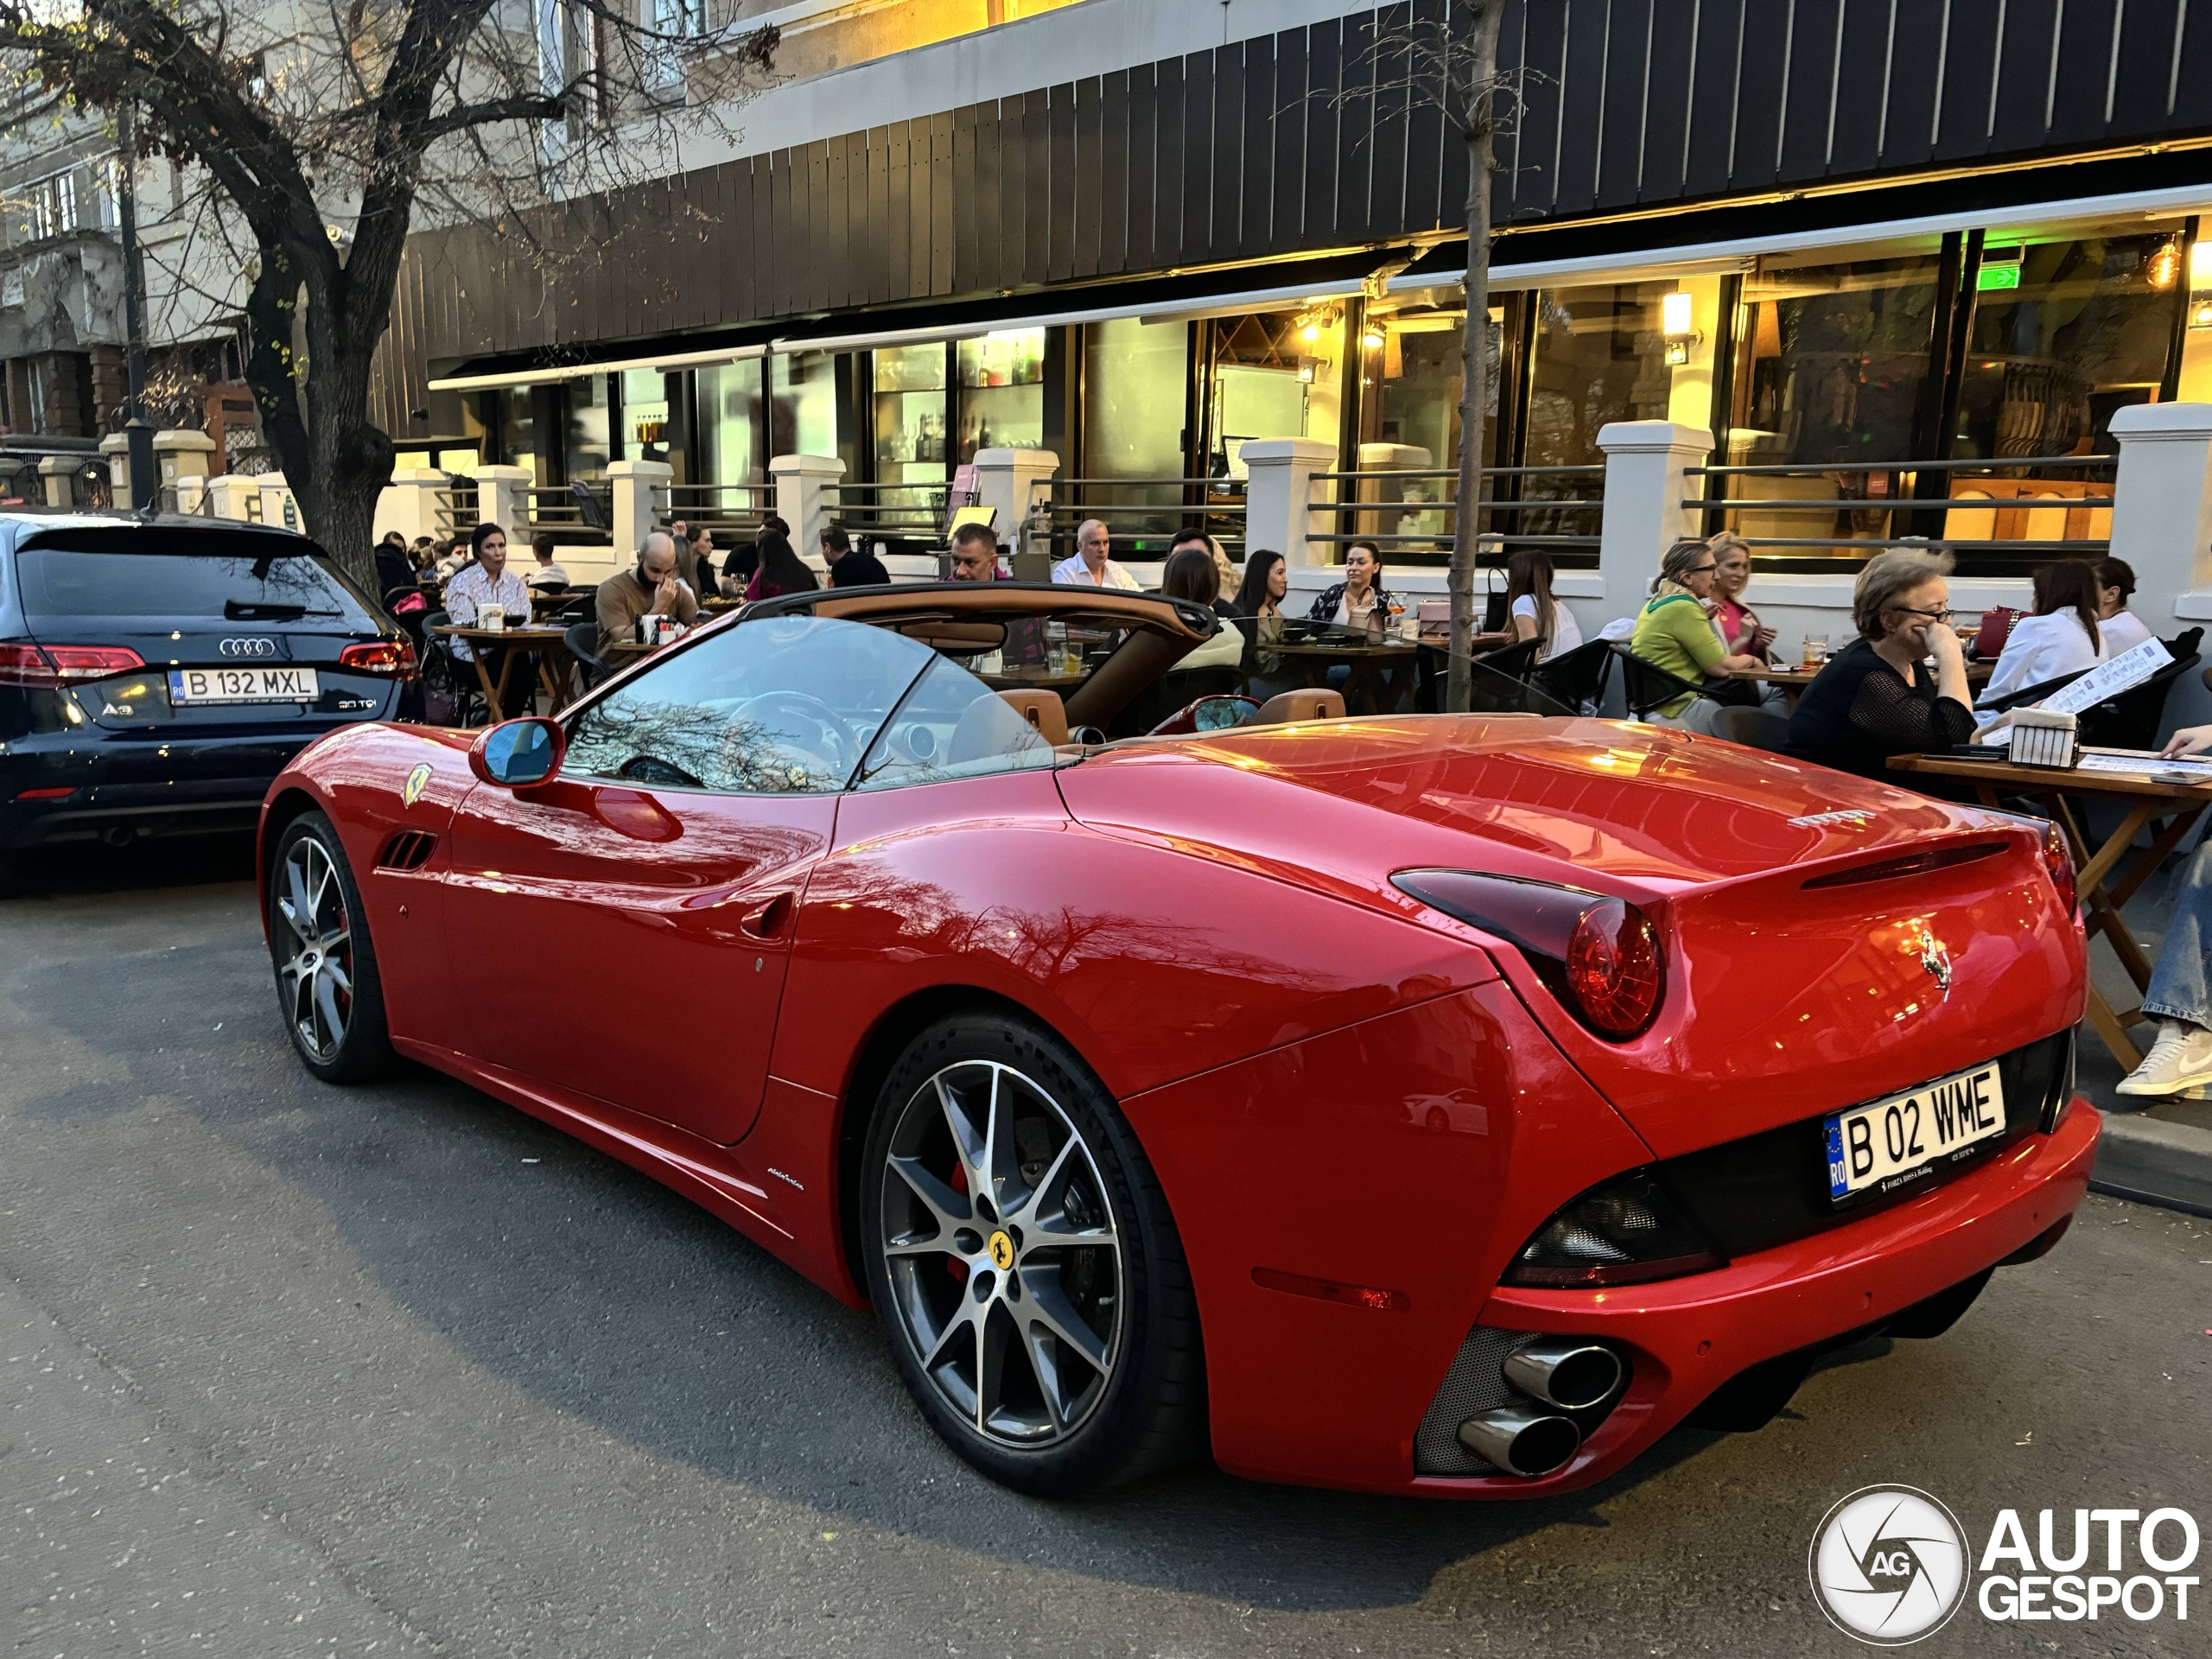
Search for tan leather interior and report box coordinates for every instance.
[995,688,1071,746]
[1250,689,1345,725]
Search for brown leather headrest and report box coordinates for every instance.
[996,688,1070,747]
[1250,689,1346,725]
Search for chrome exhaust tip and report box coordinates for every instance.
[1457,1404,1581,1477]
[1502,1337,1624,1410]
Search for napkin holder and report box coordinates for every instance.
[2010,707,2080,770]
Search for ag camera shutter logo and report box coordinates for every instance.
[1809,1486,1969,1645]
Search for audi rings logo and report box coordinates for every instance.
[1810,1486,1970,1645]
[219,637,280,658]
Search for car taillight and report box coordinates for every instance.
[2039,820,2077,917]
[1503,1170,1724,1288]
[0,643,147,687]
[339,639,418,679]
[1392,868,1667,1040]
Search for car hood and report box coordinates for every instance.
[1059,716,2083,1157]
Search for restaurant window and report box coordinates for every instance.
[1729,255,1942,467]
[1953,234,2179,458]
[477,387,537,476]
[1209,313,1312,477]
[1083,316,1185,480]
[1350,296,1489,559]
[957,329,1044,461]
[1524,282,1676,469]
[620,368,670,467]
[563,615,934,796]
[774,350,838,460]
[872,341,947,488]
[696,359,766,486]
[566,374,612,486]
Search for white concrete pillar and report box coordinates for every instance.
[1241,437,1339,566]
[254,474,298,531]
[471,464,533,543]
[2112,403,2212,637]
[1595,421,1714,614]
[970,448,1059,556]
[374,467,449,543]
[99,431,133,510]
[208,474,267,519]
[770,453,846,560]
[605,458,673,555]
[152,429,215,506]
[36,454,76,507]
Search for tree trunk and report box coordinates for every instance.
[1445,1,1503,715]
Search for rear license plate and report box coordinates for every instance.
[1826,1064,2005,1202]
[167,666,320,704]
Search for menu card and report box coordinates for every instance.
[2036,637,2172,715]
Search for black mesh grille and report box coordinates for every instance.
[1412,1326,1539,1476]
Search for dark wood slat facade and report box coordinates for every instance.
[375,0,2212,433]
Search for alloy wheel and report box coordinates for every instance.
[276,835,353,1062]
[879,1059,1124,1446]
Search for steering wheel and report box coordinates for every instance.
[734,690,861,781]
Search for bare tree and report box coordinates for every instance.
[0,1,776,585]
[1346,2,1510,713]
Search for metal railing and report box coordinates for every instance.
[830,480,949,547]
[1304,465,1605,568]
[435,478,479,537]
[1026,476,1249,563]
[1685,454,2115,573]
[667,481,769,537]
[515,482,613,539]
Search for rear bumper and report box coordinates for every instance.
[1408,1100,2101,1499]
[0,730,337,848]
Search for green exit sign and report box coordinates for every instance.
[1977,262,2022,290]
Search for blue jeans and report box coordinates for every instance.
[2145,841,2212,1028]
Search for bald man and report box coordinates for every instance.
[595,529,700,657]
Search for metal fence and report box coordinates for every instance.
[1025,476,1249,565]
[1304,465,1605,569]
[830,480,948,550]
[435,478,479,538]
[1685,454,2114,575]
[667,481,770,538]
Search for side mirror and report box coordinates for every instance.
[1192,694,1261,732]
[470,716,565,787]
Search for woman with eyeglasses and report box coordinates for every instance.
[1627,539,1771,735]
[1783,550,1975,779]
[1977,559,2108,707]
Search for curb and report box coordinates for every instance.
[2090,1112,2212,1219]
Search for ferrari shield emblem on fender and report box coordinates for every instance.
[403,763,431,807]
[1917,930,1953,997]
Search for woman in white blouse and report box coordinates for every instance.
[1503,550,1583,663]
[1978,560,2107,706]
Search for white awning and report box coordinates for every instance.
[427,342,765,392]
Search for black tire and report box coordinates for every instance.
[267,810,392,1084]
[860,1011,1206,1496]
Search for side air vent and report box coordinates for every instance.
[1800,842,2005,890]
[378,830,438,871]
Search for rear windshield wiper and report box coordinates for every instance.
[223,599,340,620]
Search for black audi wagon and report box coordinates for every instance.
[0,512,418,882]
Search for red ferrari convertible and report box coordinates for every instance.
[259,583,2097,1497]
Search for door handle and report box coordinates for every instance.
[741,892,794,939]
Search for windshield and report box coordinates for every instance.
[563,613,1061,794]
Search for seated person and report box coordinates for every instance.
[1628,539,1782,743]
[374,531,414,597]
[525,531,569,589]
[1784,550,1976,779]
[1979,559,2107,706]
[2096,555,2152,656]
[744,529,822,601]
[823,525,891,588]
[1305,543,1395,636]
[1504,549,1583,663]
[1159,547,1244,669]
[679,524,719,601]
[595,531,700,656]
[2119,715,2212,1095]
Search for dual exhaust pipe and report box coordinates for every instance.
[1457,1337,1624,1478]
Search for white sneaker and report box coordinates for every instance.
[2117,1021,2212,1096]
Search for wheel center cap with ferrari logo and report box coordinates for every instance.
[987,1230,1016,1271]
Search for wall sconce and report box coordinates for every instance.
[2189,243,2212,328]
[1661,289,1700,365]
[2192,296,2212,331]
[1296,359,1317,384]
[1361,327,1386,351]
[2149,237,2183,290]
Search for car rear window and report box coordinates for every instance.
[13,531,366,622]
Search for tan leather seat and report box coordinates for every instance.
[1250,689,1345,725]
[995,688,1071,746]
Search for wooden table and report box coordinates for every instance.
[1269,638,1420,714]
[1889,751,2212,1069]
[1726,660,1993,697]
[428,624,576,720]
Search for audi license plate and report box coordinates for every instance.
[167,665,320,704]
[1826,1064,2005,1202]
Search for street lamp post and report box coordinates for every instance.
[117,103,155,511]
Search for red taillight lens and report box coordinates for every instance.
[2040,821,2077,916]
[1564,898,1665,1038]
[0,643,147,686]
[339,639,419,679]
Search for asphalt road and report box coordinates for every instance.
[2,839,2208,1658]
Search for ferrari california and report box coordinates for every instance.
[258,582,2097,1497]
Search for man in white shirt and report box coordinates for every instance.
[1051,518,1142,590]
[525,531,570,589]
